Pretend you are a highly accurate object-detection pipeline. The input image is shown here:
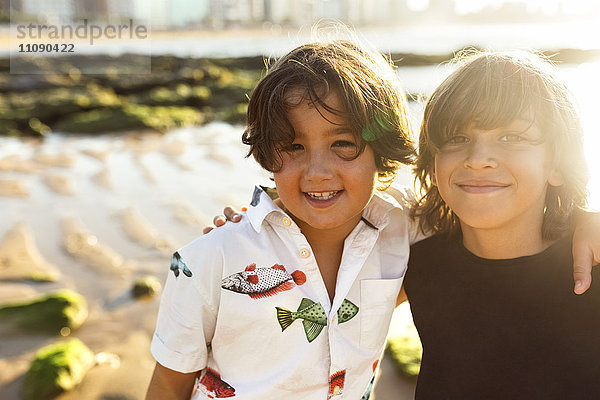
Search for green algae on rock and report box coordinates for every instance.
[55,104,204,134]
[0,289,88,335]
[131,276,162,299]
[23,338,95,400]
[130,84,211,107]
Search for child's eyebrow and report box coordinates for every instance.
[332,126,353,134]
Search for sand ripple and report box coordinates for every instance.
[81,148,110,162]
[62,218,124,272]
[92,168,112,190]
[0,155,37,173]
[0,179,29,198]
[44,174,75,196]
[33,152,76,168]
[170,201,210,228]
[134,155,157,185]
[161,139,192,171]
[116,208,176,255]
[0,222,60,282]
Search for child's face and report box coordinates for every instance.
[433,118,564,234]
[273,90,378,234]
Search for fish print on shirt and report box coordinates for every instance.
[275,298,359,343]
[196,367,236,398]
[221,264,306,299]
[360,373,375,400]
[337,299,359,323]
[250,186,262,207]
[170,251,192,278]
[372,360,379,372]
[328,370,346,399]
[276,298,328,343]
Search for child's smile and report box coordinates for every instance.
[454,179,510,194]
[304,190,343,207]
[273,89,378,237]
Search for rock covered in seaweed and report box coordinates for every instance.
[131,276,162,299]
[23,338,95,400]
[0,289,88,335]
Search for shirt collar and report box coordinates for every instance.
[247,186,286,233]
[361,186,411,230]
[247,185,409,234]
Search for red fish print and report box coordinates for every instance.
[328,370,346,399]
[196,367,236,398]
[221,263,306,299]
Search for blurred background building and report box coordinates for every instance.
[2,0,599,29]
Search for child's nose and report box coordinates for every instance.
[463,140,498,169]
[304,151,334,181]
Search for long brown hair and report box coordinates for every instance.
[413,50,588,239]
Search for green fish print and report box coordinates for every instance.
[170,251,192,278]
[337,299,359,323]
[276,298,328,343]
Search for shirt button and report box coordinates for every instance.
[282,217,292,226]
[299,249,310,258]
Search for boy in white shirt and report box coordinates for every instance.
[146,40,420,399]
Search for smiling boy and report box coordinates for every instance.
[146,40,419,399]
[405,51,600,399]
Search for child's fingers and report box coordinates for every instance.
[572,240,593,295]
[202,226,214,235]
[213,215,227,227]
[224,206,242,222]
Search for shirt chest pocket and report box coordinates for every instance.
[359,277,404,350]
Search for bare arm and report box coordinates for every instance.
[396,284,408,307]
[146,362,198,400]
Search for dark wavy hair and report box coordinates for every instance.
[242,40,416,189]
[413,50,588,240]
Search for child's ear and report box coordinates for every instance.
[431,169,438,186]
[548,169,564,187]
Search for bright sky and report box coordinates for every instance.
[408,0,600,16]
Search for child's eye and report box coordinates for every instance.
[288,143,304,152]
[332,140,357,148]
[445,135,469,145]
[499,134,526,142]
[332,140,359,159]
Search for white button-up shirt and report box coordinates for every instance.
[151,186,420,399]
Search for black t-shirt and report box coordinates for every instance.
[404,234,600,400]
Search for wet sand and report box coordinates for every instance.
[0,125,416,399]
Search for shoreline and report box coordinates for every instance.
[1,47,599,138]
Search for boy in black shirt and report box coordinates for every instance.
[405,51,600,399]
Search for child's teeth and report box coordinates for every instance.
[308,191,338,200]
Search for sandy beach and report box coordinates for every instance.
[0,123,417,399]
